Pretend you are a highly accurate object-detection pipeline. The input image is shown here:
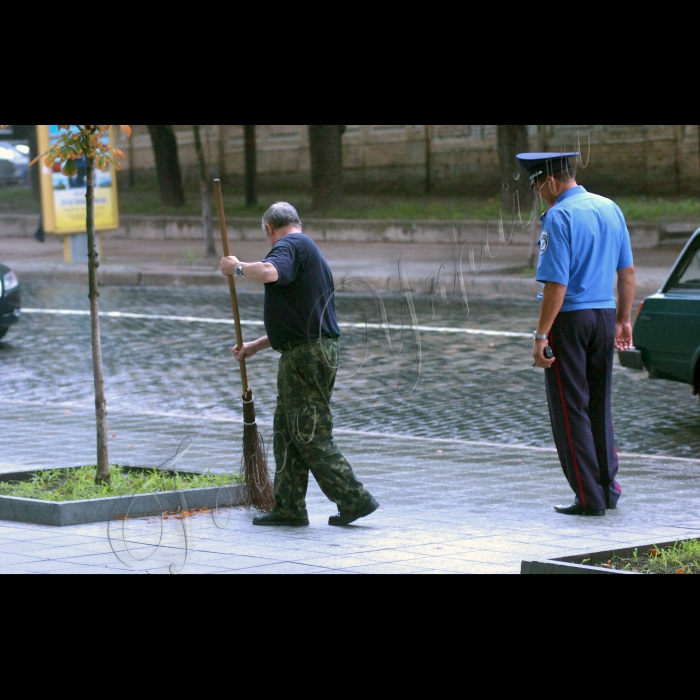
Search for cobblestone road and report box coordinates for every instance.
[1,283,698,473]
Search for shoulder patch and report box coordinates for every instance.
[538,231,549,255]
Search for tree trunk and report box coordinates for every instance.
[308,125,345,210]
[193,125,215,256]
[147,125,185,207]
[128,127,135,188]
[85,151,110,484]
[643,125,652,197]
[244,125,257,208]
[497,125,530,213]
[424,124,432,194]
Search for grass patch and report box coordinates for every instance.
[614,196,700,223]
[2,182,700,222]
[311,196,504,221]
[582,539,700,574]
[0,465,242,502]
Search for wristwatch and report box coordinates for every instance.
[235,264,244,278]
[533,331,548,340]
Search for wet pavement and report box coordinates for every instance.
[3,284,699,461]
[1,284,699,574]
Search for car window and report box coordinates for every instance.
[669,239,700,290]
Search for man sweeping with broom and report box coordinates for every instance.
[220,202,379,527]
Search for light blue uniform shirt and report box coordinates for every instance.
[536,186,633,312]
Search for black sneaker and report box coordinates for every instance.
[328,495,380,526]
[253,511,309,527]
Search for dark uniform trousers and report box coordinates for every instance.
[545,308,622,511]
[272,337,370,519]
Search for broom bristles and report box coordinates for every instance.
[241,389,275,512]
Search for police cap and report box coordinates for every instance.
[516,152,580,181]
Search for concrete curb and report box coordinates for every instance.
[0,480,246,526]
[520,536,692,574]
[3,213,698,248]
[7,262,663,300]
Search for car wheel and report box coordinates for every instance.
[0,327,8,340]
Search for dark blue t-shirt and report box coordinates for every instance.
[262,233,340,350]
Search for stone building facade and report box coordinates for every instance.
[114,125,700,197]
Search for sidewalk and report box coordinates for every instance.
[2,420,699,574]
[2,231,697,575]
[0,234,684,300]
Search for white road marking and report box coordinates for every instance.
[21,308,531,338]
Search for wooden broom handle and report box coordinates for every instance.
[213,179,248,392]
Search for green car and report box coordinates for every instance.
[619,227,700,402]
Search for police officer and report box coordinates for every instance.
[516,152,635,516]
[220,202,379,527]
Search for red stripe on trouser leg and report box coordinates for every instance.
[612,447,622,495]
[550,332,587,509]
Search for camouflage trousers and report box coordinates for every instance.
[272,338,370,519]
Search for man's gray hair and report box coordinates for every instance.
[262,202,302,233]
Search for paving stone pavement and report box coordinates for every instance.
[1,429,699,574]
[1,236,698,574]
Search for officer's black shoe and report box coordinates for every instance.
[253,511,309,527]
[554,502,605,516]
[329,495,380,526]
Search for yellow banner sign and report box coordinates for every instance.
[37,125,119,234]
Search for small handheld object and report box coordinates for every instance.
[533,346,554,367]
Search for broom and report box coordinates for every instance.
[213,179,275,512]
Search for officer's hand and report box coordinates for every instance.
[614,321,633,351]
[232,342,257,362]
[220,256,240,276]
[532,339,555,369]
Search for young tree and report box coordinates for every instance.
[26,125,131,483]
[308,125,345,210]
[193,125,216,256]
[147,125,185,207]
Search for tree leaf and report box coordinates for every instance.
[120,125,132,137]
[62,159,78,177]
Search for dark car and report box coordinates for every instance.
[619,227,700,401]
[0,263,21,339]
